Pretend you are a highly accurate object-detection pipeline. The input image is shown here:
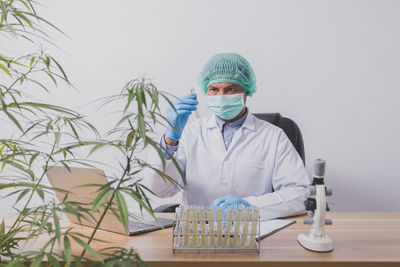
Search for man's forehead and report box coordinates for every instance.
[207,82,243,89]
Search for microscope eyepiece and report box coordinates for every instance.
[313,158,326,178]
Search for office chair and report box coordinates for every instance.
[252,113,305,165]
[154,112,306,213]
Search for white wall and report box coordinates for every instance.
[2,0,400,215]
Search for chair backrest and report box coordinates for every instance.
[252,113,305,165]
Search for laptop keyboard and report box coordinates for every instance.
[128,221,156,231]
[128,218,173,232]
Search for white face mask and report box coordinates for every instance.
[206,93,245,120]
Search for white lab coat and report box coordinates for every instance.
[145,112,310,219]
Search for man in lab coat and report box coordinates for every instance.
[146,53,309,219]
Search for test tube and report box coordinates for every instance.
[190,88,200,118]
[216,208,223,248]
[249,210,259,248]
[241,208,252,248]
[174,206,182,248]
[224,209,234,248]
[184,208,191,248]
[208,208,215,248]
[199,208,207,248]
[232,208,242,248]
[192,207,198,248]
[179,206,185,248]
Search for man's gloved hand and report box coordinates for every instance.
[164,93,198,141]
[210,195,251,209]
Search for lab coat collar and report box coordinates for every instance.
[206,108,256,131]
[241,110,256,130]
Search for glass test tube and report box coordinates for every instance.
[241,208,252,248]
[199,209,207,248]
[208,208,215,248]
[190,88,200,118]
[232,209,242,248]
[179,206,185,248]
[184,208,191,248]
[192,208,198,248]
[224,209,234,248]
[174,206,182,248]
[250,210,259,248]
[217,209,223,248]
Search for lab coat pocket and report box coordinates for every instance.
[233,159,269,197]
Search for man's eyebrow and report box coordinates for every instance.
[225,85,241,89]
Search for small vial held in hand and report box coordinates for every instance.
[190,88,200,118]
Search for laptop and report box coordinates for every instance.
[44,166,174,235]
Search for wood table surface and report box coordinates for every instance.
[3,212,400,266]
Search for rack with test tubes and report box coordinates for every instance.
[172,205,260,253]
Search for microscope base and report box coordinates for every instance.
[297,233,333,252]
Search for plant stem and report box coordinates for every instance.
[7,136,57,232]
[80,151,133,259]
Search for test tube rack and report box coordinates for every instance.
[172,205,260,253]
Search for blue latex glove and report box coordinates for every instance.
[209,195,251,209]
[164,93,198,141]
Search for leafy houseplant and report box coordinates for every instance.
[0,0,184,266]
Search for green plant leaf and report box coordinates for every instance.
[66,119,80,140]
[30,253,44,267]
[29,55,35,67]
[28,152,40,167]
[124,190,154,219]
[88,142,106,156]
[0,63,12,77]
[36,188,44,200]
[12,102,77,116]
[19,10,65,35]
[46,71,57,85]
[125,131,134,149]
[51,56,69,82]
[1,103,23,131]
[114,191,128,232]
[63,235,71,267]
[147,166,182,190]
[54,132,61,147]
[1,160,34,179]
[146,138,166,170]
[16,188,30,203]
[115,112,134,127]
[53,207,61,244]
[73,256,82,267]
[124,89,135,112]
[70,235,103,263]
[47,253,61,267]
[6,261,26,267]
[91,188,112,212]
[0,2,7,24]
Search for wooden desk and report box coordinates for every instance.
[4,213,400,266]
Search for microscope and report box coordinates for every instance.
[297,159,333,252]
